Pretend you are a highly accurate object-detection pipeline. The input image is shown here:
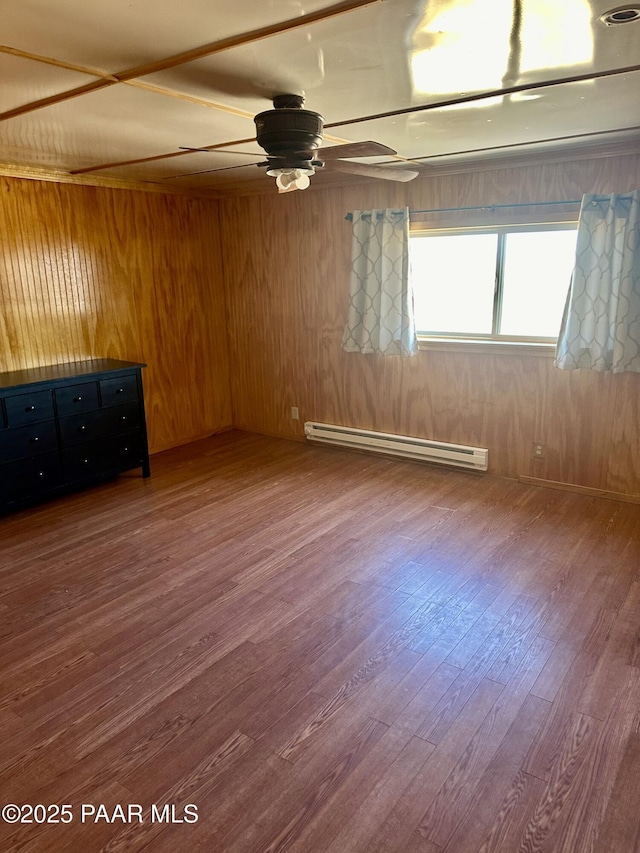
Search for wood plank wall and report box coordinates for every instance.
[0,177,232,453]
[220,150,640,498]
[2,152,638,498]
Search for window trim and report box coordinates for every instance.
[416,337,557,357]
[410,220,578,352]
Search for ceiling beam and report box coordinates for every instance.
[325,63,640,129]
[68,124,639,181]
[409,125,640,164]
[122,80,255,118]
[116,0,380,80]
[0,0,381,122]
[69,140,256,175]
[0,45,117,80]
[66,64,640,178]
[69,132,353,176]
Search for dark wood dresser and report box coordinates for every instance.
[0,358,150,513]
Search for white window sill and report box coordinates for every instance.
[417,337,557,357]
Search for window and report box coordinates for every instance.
[410,223,578,343]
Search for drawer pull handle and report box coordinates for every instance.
[78,425,86,431]
[116,388,124,393]
[73,396,83,402]
[124,447,129,452]
[83,458,89,464]
[121,416,127,421]
[25,405,36,412]
[30,436,39,443]
[38,471,45,478]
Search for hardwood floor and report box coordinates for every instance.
[1,430,640,852]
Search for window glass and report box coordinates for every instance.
[410,224,577,341]
[411,233,498,335]
[499,230,577,337]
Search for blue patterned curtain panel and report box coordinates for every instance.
[342,208,417,357]
[556,191,640,372]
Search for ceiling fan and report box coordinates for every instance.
[179,93,420,192]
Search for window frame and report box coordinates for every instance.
[410,220,578,353]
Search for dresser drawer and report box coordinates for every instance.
[0,359,149,512]
[3,390,54,427]
[100,374,138,407]
[0,421,58,464]
[0,453,62,502]
[58,403,141,447]
[55,382,99,416]
[109,403,140,435]
[108,434,145,470]
[63,433,144,482]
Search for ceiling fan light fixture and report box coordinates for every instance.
[269,167,315,193]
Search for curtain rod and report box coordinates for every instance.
[345,194,637,221]
[345,199,582,221]
[410,199,583,215]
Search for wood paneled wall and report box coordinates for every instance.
[221,151,640,497]
[0,177,232,453]
[3,152,639,498]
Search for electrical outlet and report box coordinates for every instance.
[533,442,545,459]
[291,406,299,420]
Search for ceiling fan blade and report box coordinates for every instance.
[316,141,397,160]
[329,160,419,182]
[165,162,263,179]
[179,146,262,156]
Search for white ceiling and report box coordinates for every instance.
[2,0,639,195]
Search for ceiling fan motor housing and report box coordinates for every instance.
[254,106,324,158]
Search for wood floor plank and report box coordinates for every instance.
[2,431,640,852]
[154,745,291,852]
[279,646,423,765]
[522,650,599,782]
[385,661,463,737]
[323,734,435,853]
[94,730,257,853]
[510,713,604,852]
[418,639,554,847]
[530,640,580,702]
[365,678,505,853]
[206,704,384,851]
[373,615,475,728]
[595,731,640,853]
[415,598,544,744]
[401,835,443,853]
[544,667,640,853]
[280,726,432,853]
[3,780,136,853]
[439,694,550,853]
[223,717,389,853]
[276,589,412,690]
[310,596,431,700]
[511,665,639,852]
[475,770,547,853]
[442,588,526,669]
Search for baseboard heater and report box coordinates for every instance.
[304,421,488,472]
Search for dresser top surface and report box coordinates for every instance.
[0,359,146,392]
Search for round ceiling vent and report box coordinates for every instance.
[600,5,640,24]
